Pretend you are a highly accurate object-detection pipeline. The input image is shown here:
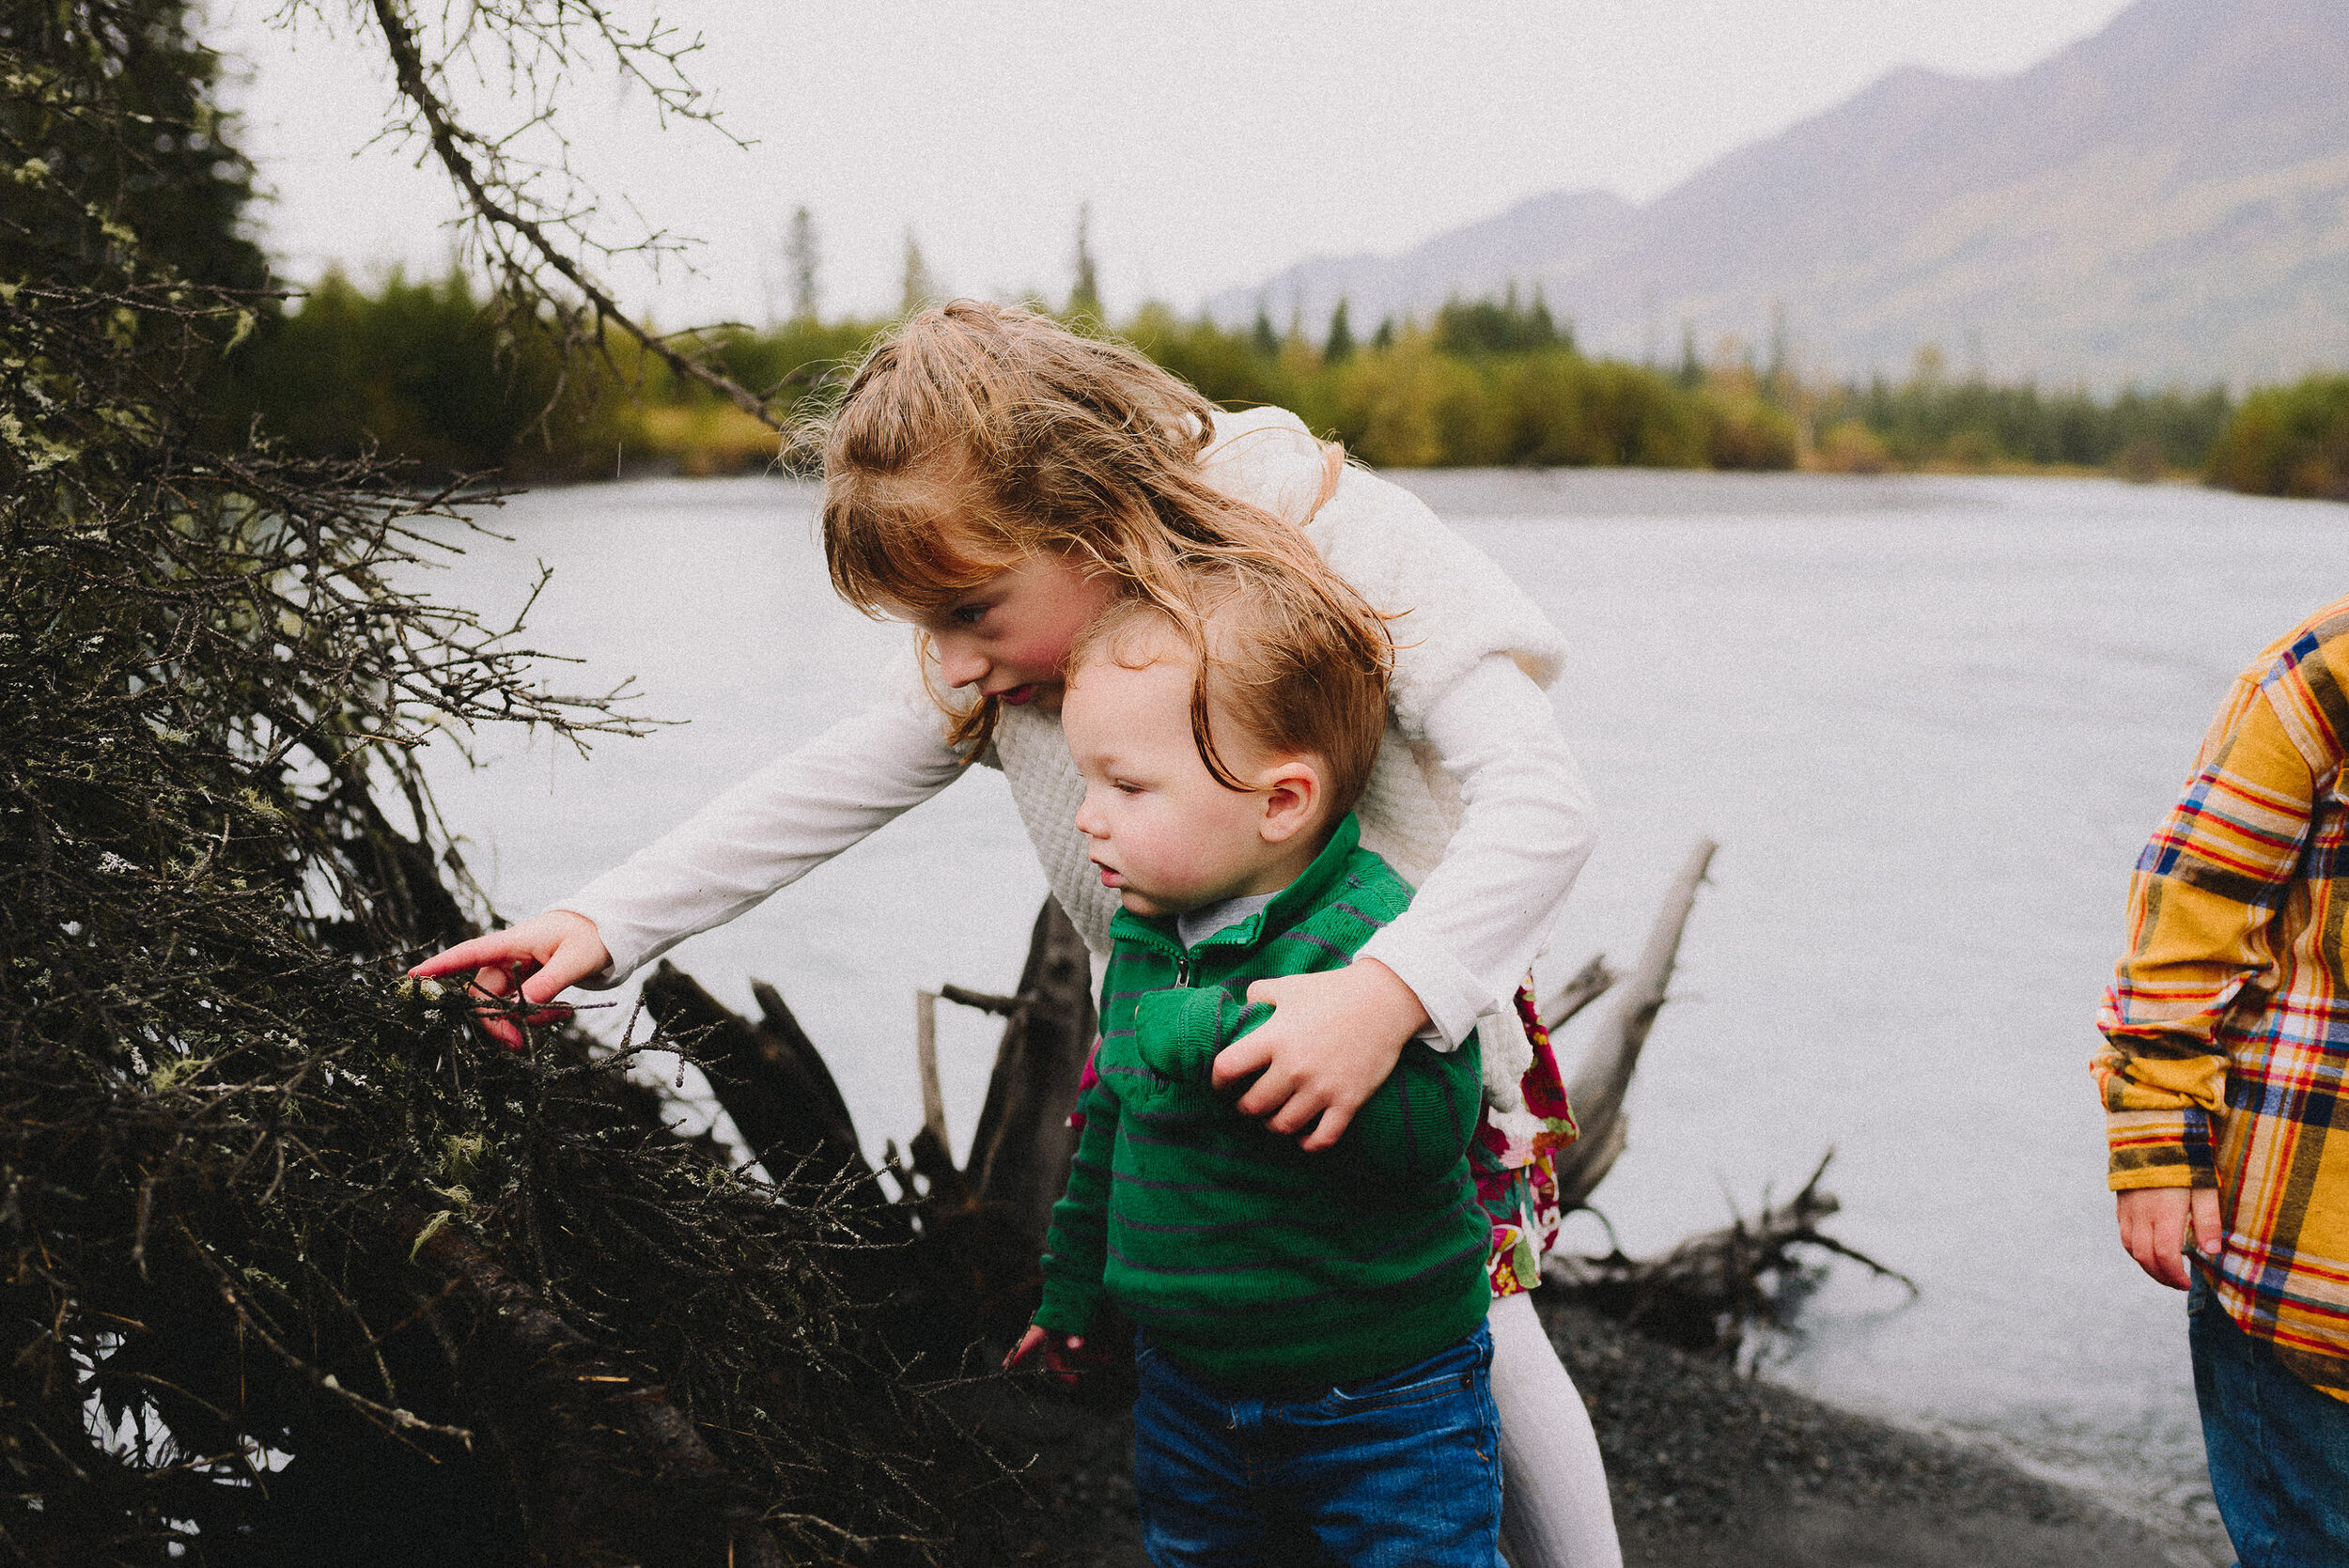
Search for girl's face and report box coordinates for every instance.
[906,551,1117,713]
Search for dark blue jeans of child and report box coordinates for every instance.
[1130,1320,1504,1568]
[2190,1274,2349,1565]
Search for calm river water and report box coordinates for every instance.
[418,469,2347,1558]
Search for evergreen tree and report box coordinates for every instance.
[1529,287,1560,350]
[1251,304,1280,358]
[1677,324,1704,390]
[0,0,269,292]
[1068,201,1101,319]
[900,226,939,317]
[1765,300,1790,404]
[1324,297,1356,365]
[786,205,820,324]
[1372,316,1396,351]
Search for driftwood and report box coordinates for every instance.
[637,961,886,1206]
[1541,952,1619,1032]
[1551,839,1719,1209]
[1546,1152,1917,1358]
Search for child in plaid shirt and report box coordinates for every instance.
[2097,592,2349,1562]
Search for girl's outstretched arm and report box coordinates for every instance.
[409,666,964,1047]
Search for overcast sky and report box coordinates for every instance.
[208,0,2141,326]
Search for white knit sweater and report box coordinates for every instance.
[559,408,1595,1109]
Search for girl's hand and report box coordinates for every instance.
[1003,1324,1090,1386]
[1212,958,1427,1151]
[408,910,611,1050]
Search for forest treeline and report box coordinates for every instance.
[209,267,2346,501]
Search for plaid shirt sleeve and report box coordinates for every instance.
[2093,648,2323,1191]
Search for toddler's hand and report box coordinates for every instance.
[1004,1324,1092,1387]
[1211,959,1425,1150]
[408,910,611,1050]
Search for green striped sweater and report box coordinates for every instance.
[1033,813,1489,1389]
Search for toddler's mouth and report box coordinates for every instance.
[1091,860,1123,888]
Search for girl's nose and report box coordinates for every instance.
[936,641,987,689]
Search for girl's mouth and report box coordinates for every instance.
[996,684,1037,706]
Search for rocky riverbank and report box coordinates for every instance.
[965,1295,2225,1567]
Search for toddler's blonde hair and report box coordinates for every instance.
[1069,556,1393,820]
[810,300,1379,757]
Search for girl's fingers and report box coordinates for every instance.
[1208,1031,1275,1090]
[519,939,611,1005]
[410,934,532,978]
[1296,1103,1354,1152]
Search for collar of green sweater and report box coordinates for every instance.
[1108,810,1365,958]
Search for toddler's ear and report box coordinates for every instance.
[1256,756,1324,845]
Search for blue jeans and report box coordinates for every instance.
[2189,1274,2349,1565]
[1130,1321,1504,1568]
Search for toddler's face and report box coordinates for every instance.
[1063,643,1300,920]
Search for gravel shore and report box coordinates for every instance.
[966,1295,2227,1567]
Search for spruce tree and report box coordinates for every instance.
[786,205,821,324]
[901,226,940,317]
[1252,304,1281,358]
[1067,201,1101,319]
[1324,297,1356,365]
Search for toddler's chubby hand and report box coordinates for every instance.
[407,910,611,1051]
[1210,959,1426,1151]
[1004,1324,1098,1387]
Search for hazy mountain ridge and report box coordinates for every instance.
[1208,0,2349,388]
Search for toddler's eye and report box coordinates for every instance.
[1113,781,1143,795]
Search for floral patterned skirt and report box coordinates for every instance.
[1471,984,1580,1297]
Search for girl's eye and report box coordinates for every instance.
[950,603,988,627]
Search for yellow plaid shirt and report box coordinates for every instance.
[2097,594,2349,1398]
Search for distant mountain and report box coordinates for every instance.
[1207,0,2349,389]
